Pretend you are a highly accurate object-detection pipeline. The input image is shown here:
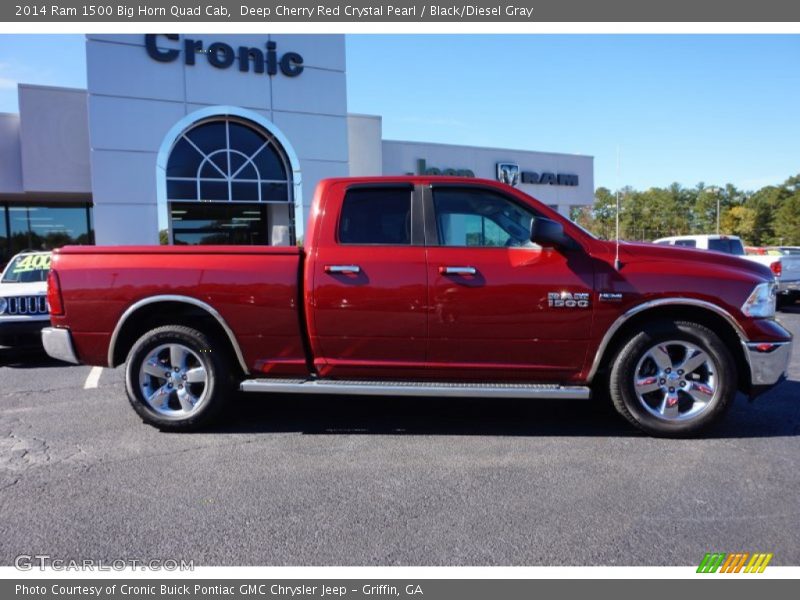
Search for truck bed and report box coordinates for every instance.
[50,245,307,375]
[55,245,300,256]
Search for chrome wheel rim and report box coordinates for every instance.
[139,343,208,418]
[633,340,719,422]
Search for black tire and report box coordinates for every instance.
[776,293,798,311]
[609,320,737,437]
[125,325,235,431]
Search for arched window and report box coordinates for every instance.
[163,116,295,246]
[166,117,291,203]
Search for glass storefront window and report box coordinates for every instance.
[166,117,291,204]
[164,116,294,246]
[171,202,268,246]
[3,204,93,263]
[0,208,7,267]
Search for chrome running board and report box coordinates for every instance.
[239,378,591,399]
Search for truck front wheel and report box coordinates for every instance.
[125,325,233,431]
[609,320,736,437]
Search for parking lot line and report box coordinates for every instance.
[83,366,103,389]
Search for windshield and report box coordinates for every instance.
[1,253,52,283]
[708,238,745,256]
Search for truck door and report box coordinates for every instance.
[309,184,428,378]
[424,184,595,382]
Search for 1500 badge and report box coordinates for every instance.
[548,292,590,308]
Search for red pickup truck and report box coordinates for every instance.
[42,177,792,436]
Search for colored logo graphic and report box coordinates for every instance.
[697,552,773,573]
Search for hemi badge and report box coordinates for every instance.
[599,292,624,302]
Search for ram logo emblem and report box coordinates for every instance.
[548,292,590,308]
[496,162,520,187]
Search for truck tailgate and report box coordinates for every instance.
[781,255,800,282]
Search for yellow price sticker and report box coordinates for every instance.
[11,253,51,274]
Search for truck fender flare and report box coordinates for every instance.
[586,297,748,382]
[107,294,249,374]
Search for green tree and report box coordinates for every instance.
[720,205,756,241]
[772,191,800,245]
[745,186,782,245]
[693,185,723,234]
[668,182,696,234]
[642,187,684,238]
[782,174,800,194]
[620,188,647,240]
[591,187,617,240]
[582,173,797,244]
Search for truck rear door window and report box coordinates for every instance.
[338,188,412,245]
[708,238,745,255]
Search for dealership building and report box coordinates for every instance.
[0,34,593,261]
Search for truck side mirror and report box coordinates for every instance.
[530,217,573,249]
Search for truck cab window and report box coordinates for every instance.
[338,188,412,245]
[432,188,536,248]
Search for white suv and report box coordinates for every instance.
[0,251,52,347]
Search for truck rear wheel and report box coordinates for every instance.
[125,325,233,431]
[609,320,736,437]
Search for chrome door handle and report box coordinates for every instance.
[440,266,477,275]
[325,265,361,274]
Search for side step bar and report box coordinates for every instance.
[240,378,591,400]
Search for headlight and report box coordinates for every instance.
[0,297,6,314]
[741,282,777,318]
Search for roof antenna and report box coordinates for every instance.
[614,145,622,271]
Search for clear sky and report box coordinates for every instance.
[1,34,798,191]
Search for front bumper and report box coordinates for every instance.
[41,327,80,364]
[0,318,49,345]
[743,339,792,390]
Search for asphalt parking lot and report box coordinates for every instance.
[0,309,798,567]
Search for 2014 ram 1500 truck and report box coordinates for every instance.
[42,177,792,436]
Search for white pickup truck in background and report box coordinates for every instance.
[653,234,800,308]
